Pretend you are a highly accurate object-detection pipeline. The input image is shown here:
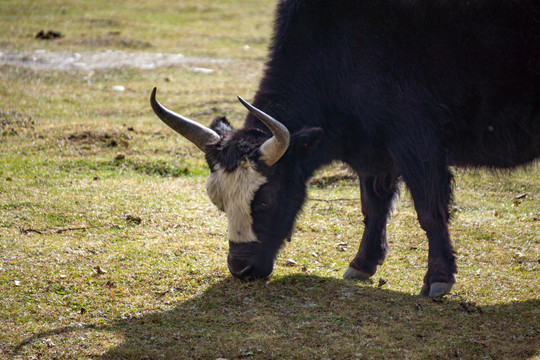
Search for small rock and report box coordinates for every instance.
[111,85,125,92]
[192,67,213,74]
[285,259,297,266]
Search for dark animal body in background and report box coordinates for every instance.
[151,0,540,297]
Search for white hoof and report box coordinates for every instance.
[343,267,372,280]
[419,282,454,297]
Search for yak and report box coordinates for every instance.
[151,0,539,297]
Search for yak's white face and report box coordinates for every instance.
[206,160,267,243]
[150,88,297,279]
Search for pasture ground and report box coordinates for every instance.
[1,0,538,359]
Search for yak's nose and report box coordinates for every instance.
[227,254,272,280]
[227,258,254,279]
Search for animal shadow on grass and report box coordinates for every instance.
[15,275,539,359]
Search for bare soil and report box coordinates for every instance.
[0,49,225,70]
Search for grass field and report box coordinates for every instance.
[1,0,539,359]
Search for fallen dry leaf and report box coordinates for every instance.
[94,265,107,275]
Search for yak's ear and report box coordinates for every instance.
[209,116,233,136]
[290,127,323,160]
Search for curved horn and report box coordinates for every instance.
[150,88,219,153]
[237,96,290,166]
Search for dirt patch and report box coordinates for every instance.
[35,30,63,40]
[0,49,226,71]
[66,130,131,148]
[0,111,34,136]
[66,32,152,49]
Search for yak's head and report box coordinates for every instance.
[150,88,321,280]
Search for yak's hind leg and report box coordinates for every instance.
[343,174,398,280]
[393,144,457,297]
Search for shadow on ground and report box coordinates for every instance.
[14,275,539,359]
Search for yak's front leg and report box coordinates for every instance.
[343,174,398,280]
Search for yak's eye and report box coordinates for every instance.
[255,197,273,210]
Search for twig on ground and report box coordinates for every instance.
[20,225,100,235]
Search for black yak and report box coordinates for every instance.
[151,0,539,297]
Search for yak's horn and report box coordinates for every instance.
[237,96,290,166]
[150,88,219,152]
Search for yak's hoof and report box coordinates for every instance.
[419,282,454,298]
[343,266,372,281]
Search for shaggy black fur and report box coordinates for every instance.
[204,0,539,292]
